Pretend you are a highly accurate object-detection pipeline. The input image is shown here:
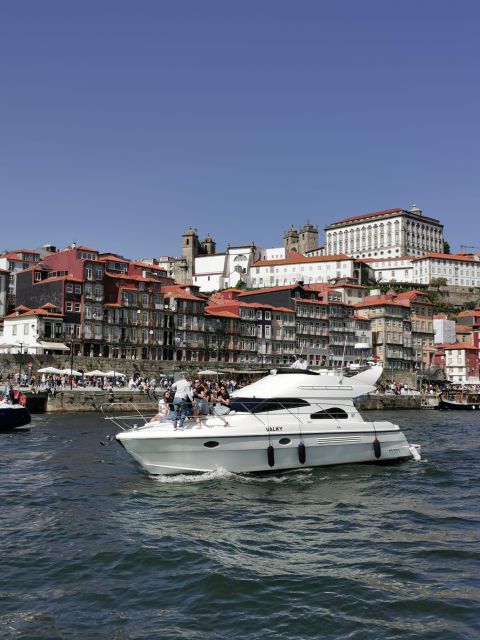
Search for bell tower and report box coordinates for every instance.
[284,226,299,254]
[299,221,318,254]
[181,227,200,282]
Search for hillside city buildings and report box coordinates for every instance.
[1,204,479,382]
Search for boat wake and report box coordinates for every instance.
[151,467,235,484]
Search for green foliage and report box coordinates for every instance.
[443,241,451,254]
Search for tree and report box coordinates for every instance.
[443,241,451,254]
[430,277,448,292]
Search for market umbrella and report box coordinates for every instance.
[38,366,64,374]
[84,370,107,377]
[104,371,126,378]
[198,369,219,376]
[62,368,83,376]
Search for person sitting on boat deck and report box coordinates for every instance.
[163,389,175,415]
[290,354,307,370]
[214,385,231,416]
[170,375,193,430]
[193,379,209,427]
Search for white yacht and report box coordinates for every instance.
[114,365,421,475]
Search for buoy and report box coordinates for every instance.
[373,437,381,459]
[409,445,421,461]
[20,394,27,406]
[267,445,275,467]
[298,442,306,465]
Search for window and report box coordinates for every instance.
[230,398,310,413]
[311,408,349,419]
[66,283,73,293]
[95,268,102,280]
[34,272,41,282]
[265,311,271,320]
[75,284,82,294]
[74,303,81,313]
[66,302,73,312]
[23,324,29,335]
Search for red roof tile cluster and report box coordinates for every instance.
[331,208,403,225]
[442,343,479,351]
[413,253,478,263]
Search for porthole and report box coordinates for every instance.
[203,441,219,448]
[279,437,291,445]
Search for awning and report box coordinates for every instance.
[38,341,70,351]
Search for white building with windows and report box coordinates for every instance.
[359,256,414,284]
[325,206,444,259]
[412,253,480,287]
[433,314,456,345]
[247,252,357,288]
[192,244,261,292]
[0,306,69,354]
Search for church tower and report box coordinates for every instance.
[179,227,200,283]
[283,226,299,254]
[299,221,318,254]
[200,234,216,255]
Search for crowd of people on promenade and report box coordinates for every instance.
[373,381,421,396]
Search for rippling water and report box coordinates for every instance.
[1,410,479,639]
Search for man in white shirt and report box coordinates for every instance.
[171,375,193,429]
[290,355,307,370]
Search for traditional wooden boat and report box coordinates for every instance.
[438,390,480,410]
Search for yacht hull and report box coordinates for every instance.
[117,425,414,475]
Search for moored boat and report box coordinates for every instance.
[438,390,480,410]
[112,364,421,475]
[0,400,31,431]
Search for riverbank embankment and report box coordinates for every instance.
[21,389,436,413]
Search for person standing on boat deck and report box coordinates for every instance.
[171,375,193,429]
[192,379,209,427]
[290,355,307,370]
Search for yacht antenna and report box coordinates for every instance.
[339,333,347,383]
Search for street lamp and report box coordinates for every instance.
[18,342,24,386]
[69,332,75,390]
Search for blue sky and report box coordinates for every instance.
[1,0,479,259]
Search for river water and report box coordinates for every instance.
[1,410,479,640]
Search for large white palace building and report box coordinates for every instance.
[324,206,444,259]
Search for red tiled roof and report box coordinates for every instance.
[5,308,63,319]
[76,245,98,252]
[455,325,473,332]
[205,308,240,319]
[412,253,477,262]
[395,290,432,303]
[457,308,480,317]
[442,343,478,351]
[162,287,206,302]
[331,208,403,225]
[99,254,130,263]
[355,294,410,308]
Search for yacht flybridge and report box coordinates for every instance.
[113,365,421,475]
